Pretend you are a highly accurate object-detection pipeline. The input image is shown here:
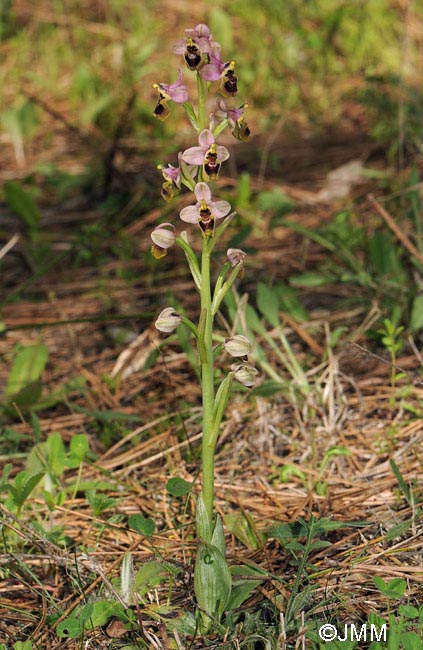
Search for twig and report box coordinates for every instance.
[0,233,20,261]
[369,194,423,268]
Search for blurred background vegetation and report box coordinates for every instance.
[1,0,423,361]
[1,0,422,188]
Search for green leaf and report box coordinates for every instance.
[128,513,155,537]
[276,283,309,320]
[67,433,89,466]
[211,372,234,444]
[182,102,198,131]
[13,643,33,650]
[256,282,280,328]
[165,477,192,497]
[197,308,208,364]
[224,511,265,550]
[410,295,423,331]
[226,581,257,611]
[134,561,178,595]
[57,617,81,638]
[390,459,412,505]
[211,515,226,558]
[4,181,40,228]
[84,600,125,627]
[369,231,404,277]
[236,172,252,209]
[398,604,419,619]
[194,540,232,626]
[12,470,45,508]
[46,432,67,476]
[196,493,211,542]
[373,576,407,598]
[144,604,196,635]
[257,188,295,214]
[401,631,423,650]
[290,272,336,288]
[6,344,49,397]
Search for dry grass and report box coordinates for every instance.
[1,2,423,647]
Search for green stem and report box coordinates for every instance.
[197,73,209,132]
[199,237,215,525]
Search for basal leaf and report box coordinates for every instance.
[128,513,155,537]
[6,344,49,397]
[166,477,192,497]
[4,181,40,229]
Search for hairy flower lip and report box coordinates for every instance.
[155,307,182,333]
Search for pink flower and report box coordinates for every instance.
[214,100,250,141]
[180,182,231,235]
[200,52,238,97]
[172,24,220,70]
[200,50,227,81]
[182,129,229,180]
[153,69,188,121]
[158,152,197,201]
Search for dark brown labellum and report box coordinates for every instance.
[223,70,238,96]
[204,151,220,179]
[184,44,202,70]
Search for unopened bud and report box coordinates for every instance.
[231,363,258,387]
[227,248,247,267]
[151,223,176,249]
[224,335,252,357]
[155,308,181,333]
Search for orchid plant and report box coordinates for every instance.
[151,22,256,630]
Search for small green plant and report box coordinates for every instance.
[0,642,34,650]
[270,515,347,631]
[2,343,49,417]
[378,318,405,389]
[0,464,44,516]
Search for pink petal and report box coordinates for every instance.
[211,200,231,219]
[195,24,211,38]
[216,145,230,162]
[172,40,187,54]
[170,86,188,103]
[182,146,205,165]
[198,129,215,150]
[200,64,222,81]
[195,37,212,53]
[194,182,211,202]
[180,205,199,223]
